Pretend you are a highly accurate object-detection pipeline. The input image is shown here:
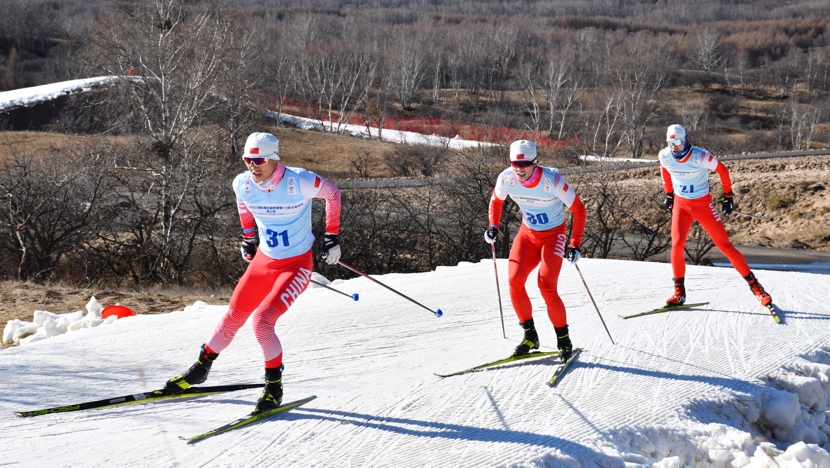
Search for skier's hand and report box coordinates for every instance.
[722,191,734,216]
[240,236,257,262]
[323,233,341,265]
[566,238,581,264]
[484,225,498,244]
[664,192,674,213]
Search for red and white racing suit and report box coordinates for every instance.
[205,163,341,369]
[489,166,587,327]
[660,147,750,279]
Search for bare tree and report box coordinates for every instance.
[691,28,726,83]
[387,31,429,111]
[85,0,241,284]
[300,40,377,134]
[0,137,113,282]
[736,50,749,96]
[544,53,571,138]
[515,55,544,135]
[788,99,822,150]
[615,36,669,158]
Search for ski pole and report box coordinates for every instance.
[573,263,615,345]
[733,210,773,222]
[492,244,507,339]
[335,260,443,317]
[310,279,359,301]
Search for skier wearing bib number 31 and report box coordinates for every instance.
[486,140,587,363]
[660,124,773,310]
[161,132,342,414]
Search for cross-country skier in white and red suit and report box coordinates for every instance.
[485,140,587,363]
[162,132,342,414]
[660,124,772,308]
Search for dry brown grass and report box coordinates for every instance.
[0,280,233,349]
[263,125,398,179]
[0,128,400,179]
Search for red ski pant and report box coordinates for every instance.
[671,194,750,279]
[206,249,313,369]
[508,223,568,328]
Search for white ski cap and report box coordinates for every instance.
[510,140,537,162]
[666,124,687,143]
[244,132,280,160]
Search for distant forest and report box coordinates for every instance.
[0,0,828,287]
[1,0,829,157]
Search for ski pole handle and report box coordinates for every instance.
[335,260,443,317]
[733,210,773,222]
[310,279,359,301]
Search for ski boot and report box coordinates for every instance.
[555,325,573,363]
[162,344,218,395]
[665,277,686,307]
[253,366,284,415]
[744,273,772,306]
[512,319,540,357]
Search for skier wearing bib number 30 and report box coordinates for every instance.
[660,124,772,309]
[486,140,587,363]
[161,132,342,414]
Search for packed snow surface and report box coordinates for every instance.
[0,76,122,110]
[2,259,830,467]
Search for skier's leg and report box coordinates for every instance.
[536,225,573,363]
[205,252,278,354]
[692,196,750,277]
[508,226,542,356]
[537,225,567,328]
[252,250,314,369]
[508,226,542,323]
[250,251,313,413]
[164,253,277,394]
[690,198,771,304]
[670,200,694,280]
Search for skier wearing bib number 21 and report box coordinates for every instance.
[161,132,342,414]
[485,140,587,363]
[660,124,772,309]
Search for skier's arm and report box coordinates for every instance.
[488,173,507,227]
[299,172,342,234]
[701,153,734,195]
[660,166,673,194]
[233,178,256,239]
[553,174,586,247]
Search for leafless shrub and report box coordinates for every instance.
[383,144,448,177]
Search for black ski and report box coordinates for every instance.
[619,302,710,320]
[180,395,317,443]
[435,351,560,378]
[547,348,583,387]
[766,303,782,324]
[14,384,264,418]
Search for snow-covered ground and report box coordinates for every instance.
[0,76,123,110]
[2,259,830,467]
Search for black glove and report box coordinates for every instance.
[722,191,734,216]
[665,192,674,213]
[240,236,257,262]
[323,233,341,265]
[484,225,498,244]
[566,247,581,263]
[566,238,581,263]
